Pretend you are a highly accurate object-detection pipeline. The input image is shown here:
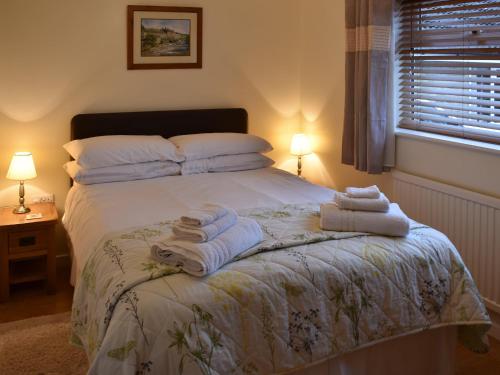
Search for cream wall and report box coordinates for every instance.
[397,137,500,199]
[0,0,303,253]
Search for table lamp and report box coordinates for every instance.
[290,133,312,177]
[6,152,37,214]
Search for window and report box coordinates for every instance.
[397,0,500,145]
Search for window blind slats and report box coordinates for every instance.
[401,3,500,15]
[400,10,499,24]
[400,119,500,143]
[401,86,500,100]
[400,8,500,20]
[398,35,500,49]
[400,67,500,76]
[401,0,497,7]
[400,73,500,85]
[400,99,500,116]
[401,0,491,7]
[401,92,500,107]
[400,0,500,13]
[401,109,500,129]
[401,79,500,93]
[401,25,500,38]
[400,55,500,61]
[397,0,500,144]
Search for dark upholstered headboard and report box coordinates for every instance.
[70,108,248,140]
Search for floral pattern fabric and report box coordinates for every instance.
[71,204,490,375]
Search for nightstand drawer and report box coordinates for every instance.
[8,230,49,254]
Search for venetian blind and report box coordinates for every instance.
[397,0,500,144]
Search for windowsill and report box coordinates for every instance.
[396,128,500,156]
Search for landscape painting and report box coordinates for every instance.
[128,6,203,70]
[141,19,191,57]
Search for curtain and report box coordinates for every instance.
[342,0,394,174]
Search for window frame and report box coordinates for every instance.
[395,0,500,146]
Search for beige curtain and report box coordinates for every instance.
[342,0,394,174]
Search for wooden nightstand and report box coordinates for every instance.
[0,202,58,302]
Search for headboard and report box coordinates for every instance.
[70,108,248,140]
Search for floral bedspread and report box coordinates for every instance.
[71,204,490,375]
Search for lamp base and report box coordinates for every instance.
[13,205,31,214]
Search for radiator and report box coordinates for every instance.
[393,170,500,315]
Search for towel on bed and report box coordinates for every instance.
[180,204,230,227]
[151,217,263,276]
[335,192,390,212]
[320,202,410,237]
[345,185,381,199]
[172,209,238,242]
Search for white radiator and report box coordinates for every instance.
[393,170,500,315]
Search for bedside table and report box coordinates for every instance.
[0,202,58,302]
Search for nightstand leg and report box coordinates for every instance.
[0,232,9,302]
[46,226,56,294]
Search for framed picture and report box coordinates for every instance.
[127,5,203,70]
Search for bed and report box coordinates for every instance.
[64,108,490,375]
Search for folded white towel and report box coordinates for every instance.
[173,209,238,242]
[151,217,263,276]
[180,204,229,227]
[320,203,410,237]
[346,185,381,199]
[335,192,390,212]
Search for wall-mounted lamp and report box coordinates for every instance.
[6,152,37,214]
[290,133,312,178]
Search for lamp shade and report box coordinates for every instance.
[6,152,37,181]
[290,134,312,156]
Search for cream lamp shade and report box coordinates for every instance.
[290,134,312,156]
[6,152,37,181]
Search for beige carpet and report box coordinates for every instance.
[0,312,88,375]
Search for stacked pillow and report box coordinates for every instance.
[63,160,181,185]
[63,133,275,184]
[169,133,274,175]
[63,135,184,185]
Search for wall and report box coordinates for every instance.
[0,0,303,253]
[397,137,500,199]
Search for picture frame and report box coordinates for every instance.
[127,5,203,70]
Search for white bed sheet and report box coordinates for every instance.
[63,168,334,284]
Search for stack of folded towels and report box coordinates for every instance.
[151,204,263,276]
[320,185,410,237]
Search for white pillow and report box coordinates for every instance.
[63,135,184,168]
[181,153,275,175]
[169,133,273,161]
[64,160,181,185]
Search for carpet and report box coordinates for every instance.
[0,312,88,375]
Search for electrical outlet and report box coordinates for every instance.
[32,194,55,203]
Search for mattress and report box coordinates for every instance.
[64,168,490,375]
[63,168,333,284]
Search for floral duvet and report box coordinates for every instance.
[71,204,491,375]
